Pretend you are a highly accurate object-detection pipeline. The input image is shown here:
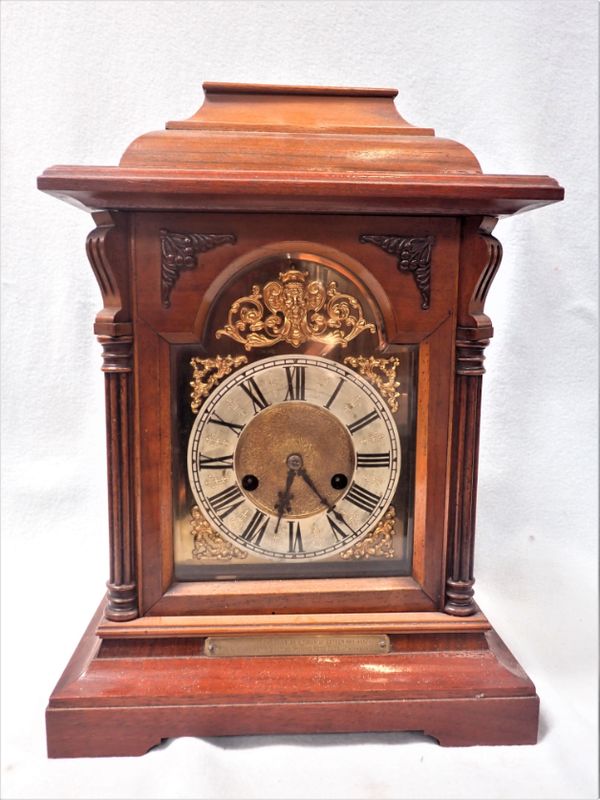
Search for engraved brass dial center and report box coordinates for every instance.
[235,402,355,518]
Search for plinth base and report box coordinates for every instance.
[46,602,539,757]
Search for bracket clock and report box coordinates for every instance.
[38,82,563,757]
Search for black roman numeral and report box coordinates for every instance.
[198,453,234,470]
[345,482,381,514]
[324,378,344,409]
[327,513,354,542]
[241,510,269,545]
[348,410,379,435]
[356,452,390,469]
[208,413,244,437]
[240,378,270,413]
[208,485,244,518]
[284,366,306,401]
[288,521,304,553]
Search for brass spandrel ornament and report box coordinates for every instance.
[340,506,396,560]
[343,355,401,412]
[190,506,248,561]
[190,354,248,413]
[215,268,375,350]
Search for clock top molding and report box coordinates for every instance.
[37,81,563,216]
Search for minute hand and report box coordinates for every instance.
[297,468,349,526]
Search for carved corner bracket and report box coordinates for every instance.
[160,230,237,308]
[359,234,434,309]
[87,210,131,335]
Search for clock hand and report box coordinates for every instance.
[274,468,295,534]
[297,467,350,527]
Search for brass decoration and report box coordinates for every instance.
[343,355,401,412]
[204,634,391,657]
[190,354,248,413]
[340,506,396,560]
[359,234,434,309]
[190,506,248,561]
[235,402,355,519]
[216,268,375,350]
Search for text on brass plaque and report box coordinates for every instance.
[204,634,390,657]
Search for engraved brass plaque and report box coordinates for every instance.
[204,634,390,657]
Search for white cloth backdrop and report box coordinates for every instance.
[1,1,597,798]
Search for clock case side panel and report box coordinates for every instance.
[129,212,460,617]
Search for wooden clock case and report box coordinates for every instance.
[38,83,563,757]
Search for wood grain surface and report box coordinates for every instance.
[46,600,539,757]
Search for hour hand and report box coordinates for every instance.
[274,468,295,533]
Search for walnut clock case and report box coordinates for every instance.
[38,83,563,757]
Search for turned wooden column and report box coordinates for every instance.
[445,217,502,616]
[97,335,136,620]
[86,211,137,621]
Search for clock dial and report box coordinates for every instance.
[187,355,401,560]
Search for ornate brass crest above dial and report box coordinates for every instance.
[215,268,375,350]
